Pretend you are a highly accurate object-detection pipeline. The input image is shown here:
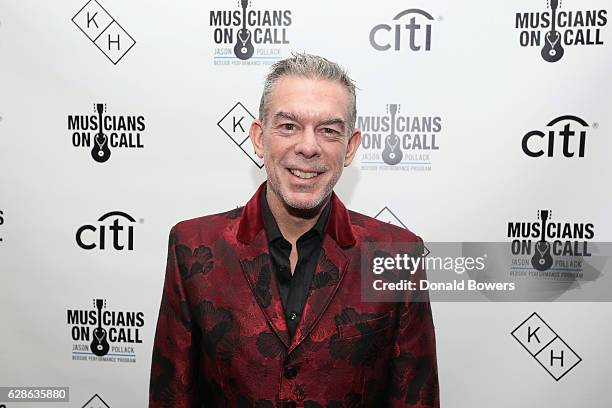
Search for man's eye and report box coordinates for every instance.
[322,128,339,134]
[281,124,296,131]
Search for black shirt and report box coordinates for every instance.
[261,186,331,339]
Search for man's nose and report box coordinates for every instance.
[294,127,321,158]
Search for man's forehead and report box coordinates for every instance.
[267,76,350,121]
[270,110,346,125]
[269,75,349,97]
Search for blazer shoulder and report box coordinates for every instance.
[171,206,244,242]
[347,209,422,243]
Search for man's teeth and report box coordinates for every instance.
[290,169,319,179]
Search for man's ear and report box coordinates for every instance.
[250,119,264,159]
[343,128,362,167]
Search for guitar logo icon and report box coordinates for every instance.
[531,210,554,271]
[541,0,564,62]
[234,0,254,60]
[382,104,403,165]
[90,299,110,356]
[91,104,111,163]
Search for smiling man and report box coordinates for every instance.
[150,53,439,407]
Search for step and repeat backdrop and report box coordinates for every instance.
[1,0,611,407]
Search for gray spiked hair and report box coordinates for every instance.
[258,52,357,133]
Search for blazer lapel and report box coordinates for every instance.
[288,235,349,354]
[236,230,291,349]
[288,189,356,354]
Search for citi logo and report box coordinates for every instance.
[370,9,435,52]
[76,211,136,250]
[522,115,591,158]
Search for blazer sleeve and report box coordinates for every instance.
[149,226,201,407]
[385,238,440,407]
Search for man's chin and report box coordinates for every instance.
[281,191,326,211]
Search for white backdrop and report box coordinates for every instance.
[1,0,611,407]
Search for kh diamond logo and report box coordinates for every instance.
[82,394,110,408]
[374,206,430,256]
[511,312,582,381]
[375,206,409,229]
[72,0,136,64]
[217,102,263,168]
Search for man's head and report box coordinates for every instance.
[250,53,361,212]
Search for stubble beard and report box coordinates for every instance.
[266,162,342,212]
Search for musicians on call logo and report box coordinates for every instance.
[358,104,441,171]
[68,103,145,163]
[507,210,594,275]
[522,115,593,158]
[515,0,607,62]
[67,299,145,363]
[210,0,292,65]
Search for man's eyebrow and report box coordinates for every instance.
[318,118,346,129]
[272,111,300,122]
[271,112,346,129]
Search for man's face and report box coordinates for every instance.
[250,76,361,211]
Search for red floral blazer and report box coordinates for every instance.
[149,181,439,407]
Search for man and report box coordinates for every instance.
[150,53,439,407]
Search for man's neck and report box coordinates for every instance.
[265,184,330,245]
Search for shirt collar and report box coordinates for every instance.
[236,181,356,248]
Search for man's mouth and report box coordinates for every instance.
[288,168,323,180]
